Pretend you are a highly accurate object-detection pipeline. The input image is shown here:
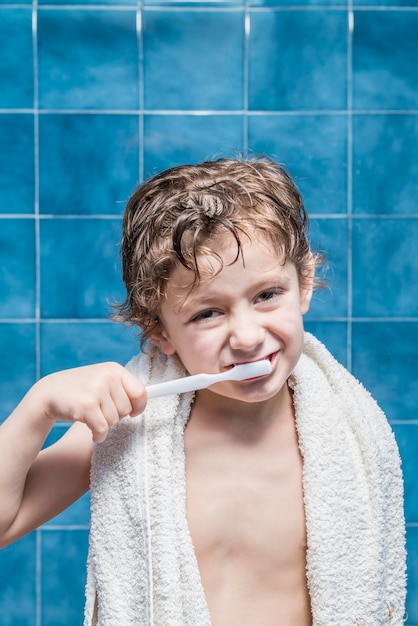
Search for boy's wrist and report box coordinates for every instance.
[16,377,59,432]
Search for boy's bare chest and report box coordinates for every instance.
[184,420,311,625]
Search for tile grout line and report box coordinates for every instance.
[2,109,418,116]
[32,0,41,383]
[4,4,416,12]
[137,4,144,183]
[346,3,354,372]
[243,8,249,156]
[3,212,418,220]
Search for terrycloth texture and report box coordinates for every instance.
[289,335,406,624]
[84,333,406,626]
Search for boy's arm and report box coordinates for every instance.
[0,362,147,547]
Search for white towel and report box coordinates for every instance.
[84,332,406,626]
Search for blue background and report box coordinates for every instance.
[0,0,417,623]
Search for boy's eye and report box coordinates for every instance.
[257,289,281,302]
[192,309,220,322]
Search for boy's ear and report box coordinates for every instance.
[149,327,176,356]
[299,257,315,315]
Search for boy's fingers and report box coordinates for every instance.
[99,395,123,428]
[92,425,110,444]
[39,362,147,438]
[83,410,110,444]
[120,371,148,417]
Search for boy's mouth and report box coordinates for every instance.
[225,353,277,381]
[228,352,276,370]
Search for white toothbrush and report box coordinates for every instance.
[146,360,272,399]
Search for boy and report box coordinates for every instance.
[0,157,406,625]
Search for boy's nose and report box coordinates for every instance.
[229,314,265,352]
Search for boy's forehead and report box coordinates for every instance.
[200,227,283,261]
[167,234,291,294]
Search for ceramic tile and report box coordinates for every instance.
[406,526,418,623]
[352,322,418,421]
[143,10,244,110]
[0,219,36,319]
[144,0,243,4]
[39,0,136,5]
[41,530,89,626]
[391,424,418,524]
[248,10,347,111]
[354,0,418,6]
[352,11,418,110]
[248,114,348,214]
[38,10,138,110]
[352,219,418,317]
[0,323,36,423]
[305,218,348,318]
[0,114,34,214]
[353,114,418,216]
[39,321,139,376]
[143,114,244,178]
[144,0,243,3]
[39,114,139,215]
[0,9,33,108]
[40,218,124,319]
[304,321,348,367]
[250,0,345,4]
[0,534,36,626]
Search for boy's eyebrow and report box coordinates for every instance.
[178,272,294,310]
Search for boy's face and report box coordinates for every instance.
[152,231,313,404]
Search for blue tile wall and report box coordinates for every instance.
[407,527,418,623]
[39,114,140,215]
[352,11,418,109]
[353,114,418,215]
[0,219,36,318]
[41,530,89,626]
[248,10,347,110]
[40,218,125,318]
[1,1,417,623]
[248,114,348,214]
[38,10,139,109]
[143,113,244,177]
[0,9,33,108]
[143,11,245,110]
[0,114,35,213]
[0,324,37,419]
[0,534,37,626]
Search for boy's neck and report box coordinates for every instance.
[190,383,294,442]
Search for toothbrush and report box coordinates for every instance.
[146,360,272,400]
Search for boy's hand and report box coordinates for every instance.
[30,362,146,444]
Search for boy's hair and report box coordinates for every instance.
[114,156,323,347]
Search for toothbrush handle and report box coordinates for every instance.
[145,360,271,399]
[146,373,208,399]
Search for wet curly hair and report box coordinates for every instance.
[113,156,324,348]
